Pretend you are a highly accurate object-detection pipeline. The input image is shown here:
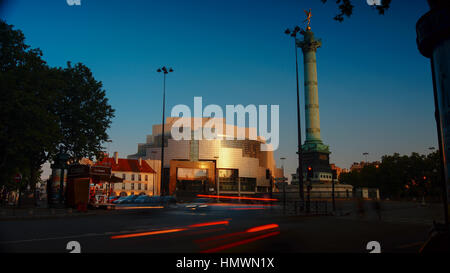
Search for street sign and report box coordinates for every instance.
[14,173,22,183]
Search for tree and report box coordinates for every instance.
[340,151,442,200]
[0,20,61,194]
[320,0,392,22]
[55,62,115,163]
[0,20,115,198]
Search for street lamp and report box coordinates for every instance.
[214,156,220,202]
[363,152,369,164]
[285,26,305,208]
[280,157,286,170]
[151,150,157,196]
[157,66,174,196]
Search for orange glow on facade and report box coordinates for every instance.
[188,220,229,228]
[246,224,279,233]
[197,194,278,202]
[110,228,186,239]
[201,231,280,253]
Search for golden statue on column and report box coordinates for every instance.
[304,9,312,31]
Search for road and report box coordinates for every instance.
[0,201,443,253]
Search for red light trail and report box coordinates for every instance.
[197,194,278,201]
[246,224,279,233]
[200,231,280,253]
[110,220,230,240]
[110,228,186,239]
[188,220,229,228]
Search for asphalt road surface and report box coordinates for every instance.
[0,201,442,253]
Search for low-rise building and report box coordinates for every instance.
[94,152,156,197]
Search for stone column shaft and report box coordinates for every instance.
[297,30,322,144]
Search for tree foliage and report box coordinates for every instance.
[320,0,392,22]
[339,151,443,199]
[0,20,115,191]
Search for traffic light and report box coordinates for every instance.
[307,166,313,180]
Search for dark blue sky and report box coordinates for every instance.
[2,0,435,178]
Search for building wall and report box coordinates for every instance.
[109,171,155,196]
[129,117,278,194]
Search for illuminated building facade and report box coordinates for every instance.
[94,152,157,197]
[128,117,280,199]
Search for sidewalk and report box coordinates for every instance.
[0,207,99,221]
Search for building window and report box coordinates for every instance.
[239,177,256,192]
[122,183,125,190]
[138,183,141,190]
[131,183,135,190]
[144,184,147,190]
[145,175,148,181]
[138,174,141,181]
[131,174,135,181]
[122,173,126,180]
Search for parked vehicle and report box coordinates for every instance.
[134,195,151,204]
[112,196,128,204]
[115,194,138,204]
[108,196,119,203]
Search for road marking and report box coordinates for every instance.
[0,228,164,244]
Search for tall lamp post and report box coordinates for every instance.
[285,26,305,209]
[157,66,174,196]
[363,152,369,164]
[214,156,220,202]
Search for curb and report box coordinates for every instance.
[0,212,98,221]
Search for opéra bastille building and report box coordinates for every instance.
[128,117,283,199]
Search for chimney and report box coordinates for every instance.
[114,152,119,165]
[138,157,142,167]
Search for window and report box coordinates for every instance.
[138,183,141,190]
[131,174,135,181]
[145,175,148,181]
[144,184,147,190]
[122,183,125,190]
[131,183,135,190]
[122,174,126,180]
[138,174,141,181]
[239,177,256,192]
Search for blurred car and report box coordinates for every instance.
[184,198,214,210]
[108,196,119,203]
[112,196,128,204]
[134,195,151,204]
[161,195,177,205]
[115,194,138,204]
[148,196,162,204]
